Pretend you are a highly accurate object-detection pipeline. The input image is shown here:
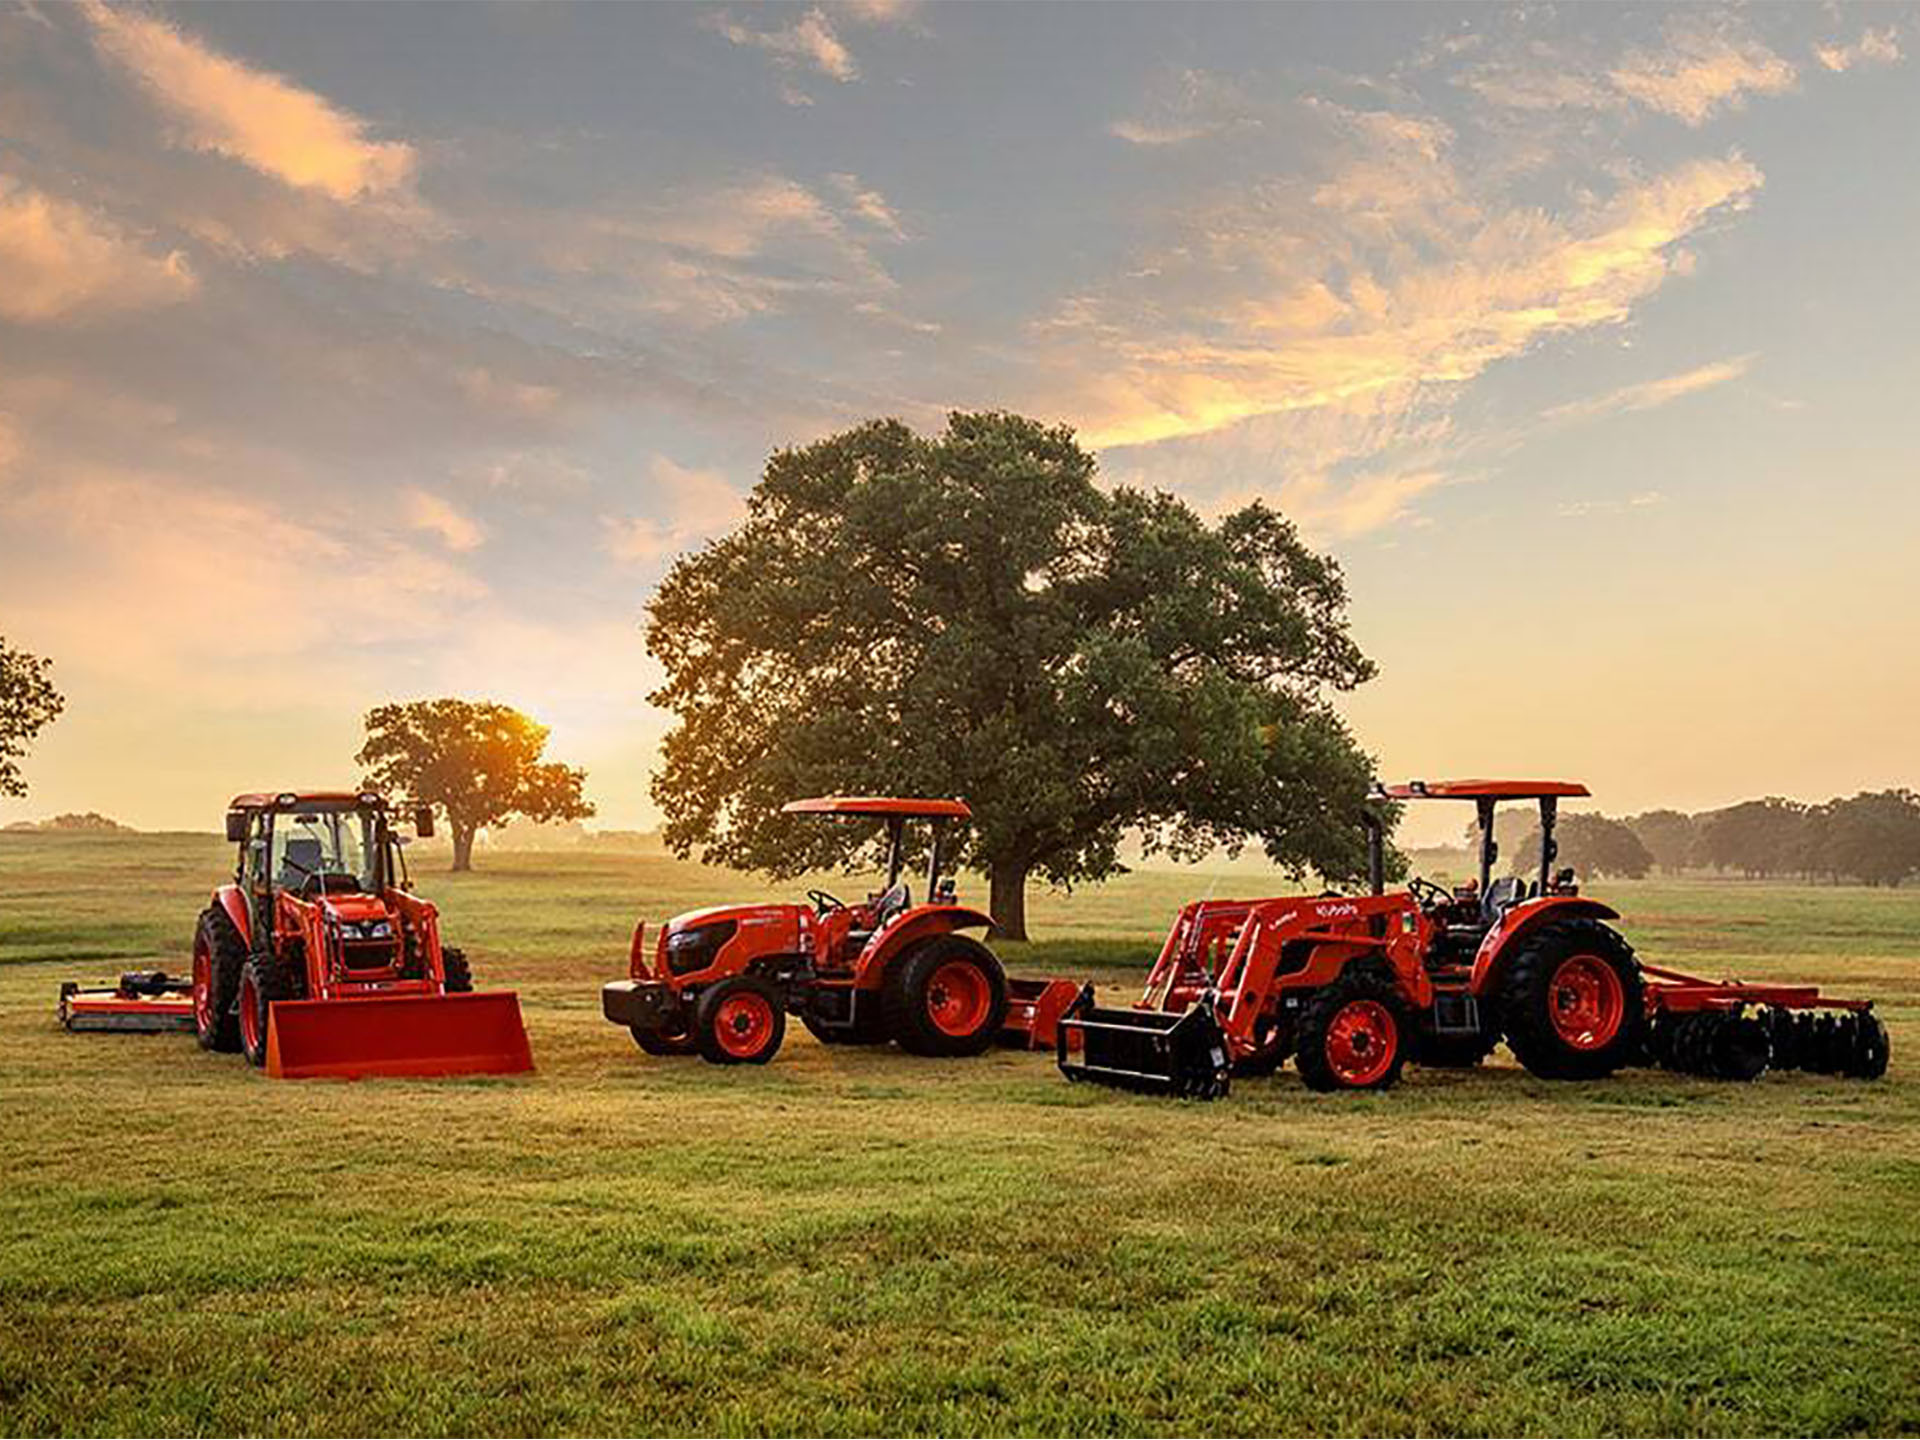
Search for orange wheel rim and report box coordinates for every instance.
[715,992,775,1058]
[1549,955,1625,1050]
[192,942,213,1034]
[1326,999,1397,1086]
[926,960,991,1037]
[239,972,261,1055]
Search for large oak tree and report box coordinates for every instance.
[356,699,592,871]
[646,412,1383,940]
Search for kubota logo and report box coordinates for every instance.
[1314,902,1360,918]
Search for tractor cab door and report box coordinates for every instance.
[240,813,273,947]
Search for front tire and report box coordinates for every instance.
[1295,970,1407,1092]
[633,1014,698,1056]
[1499,919,1643,1080]
[192,906,246,1053]
[884,936,1008,1057]
[238,954,302,1068]
[441,947,473,993]
[694,975,786,1065]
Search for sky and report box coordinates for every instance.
[0,1,1915,848]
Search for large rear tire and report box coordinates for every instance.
[884,935,1008,1057]
[694,975,786,1065]
[192,906,246,1053]
[1499,919,1643,1080]
[1295,970,1407,1092]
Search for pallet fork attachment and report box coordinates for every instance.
[1056,984,1232,1099]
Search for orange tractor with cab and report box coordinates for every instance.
[604,796,1074,1065]
[1060,780,1890,1097]
[192,790,532,1078]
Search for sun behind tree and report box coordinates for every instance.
[645,410,1383,941]
[356,699,592,872]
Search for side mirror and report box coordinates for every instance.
[225,812,248,843]
[414,806,435,838]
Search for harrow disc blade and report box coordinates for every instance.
[1710,1014,1771,1082]
[1847,1013,1891,1080]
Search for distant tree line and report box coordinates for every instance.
[1476,791,1920,887]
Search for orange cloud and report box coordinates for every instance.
[708,7,858,83]
[402,489,486,552]
[1543,355,1755,424]
[0,176,196,322]
[81,1,415,200]
[1609,22,1796,125]
[602,457,747,564]
[1815,28,1902,73]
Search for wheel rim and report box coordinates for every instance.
[239,971,261,1056]
[1548,955,1625,1050]
[714,992,775,1058]
[925,960,992,1037]
[1326,999,1397,1086]
[192,941,213,1034]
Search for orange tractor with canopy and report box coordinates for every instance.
[192,790,532,1079]
[604,796,1074,1065]
[1059,780,1890,1097]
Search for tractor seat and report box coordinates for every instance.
[1482,875,1527,923]
[867,880,911,929]
[279,837,326,890]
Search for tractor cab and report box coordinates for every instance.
[1366,780,1589,966]
[782,796,971,967]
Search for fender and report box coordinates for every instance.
[1467,896,1621,998]
[854,904,995,987]
[213,882,252,949]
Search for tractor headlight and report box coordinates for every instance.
[664,920,737,976]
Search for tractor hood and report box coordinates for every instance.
[319,894,393,926]
[665,902,804,934]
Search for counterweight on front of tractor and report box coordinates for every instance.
[1058,779,1889,1098]
[192,790,532,1079]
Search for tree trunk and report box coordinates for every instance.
[451,822,476,873]
[988,859,1030,943]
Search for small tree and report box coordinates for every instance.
[356,699,592,872]
[646,412,1383,941]
[0,637,64,799]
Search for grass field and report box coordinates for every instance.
[3,833,1918,1436]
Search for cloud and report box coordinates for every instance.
[827,173,907,239]
[708,7,857,83]
[0,176,197,322]
[1609,21,1797,125]
[81,0,416,200]
[1543,355,1755,424]
[1815,28,1902,73]
[603,456,747,565]
[1044,138,1763,453]
[1558,490,1667,518]
[403,488,486,551]
[1109,69,1262,146]
[0,412,18,478]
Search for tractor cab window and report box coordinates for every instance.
[272,808,379,894]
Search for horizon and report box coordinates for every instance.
[2,2,1916,849]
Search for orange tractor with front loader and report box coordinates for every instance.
[603,796,1075,1065]
[189,790,532,1078]
[1060,780,1891,1098]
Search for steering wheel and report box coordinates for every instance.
[1408,876,1451,911]
[806,888,845,915]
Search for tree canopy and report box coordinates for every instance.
[646,411,1384,940]
[1626,809,1698,873]
[356,699,592,871]
[0,637,64,800]
[1517,813,1654,880]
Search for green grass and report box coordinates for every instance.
[2,833,1918,1435]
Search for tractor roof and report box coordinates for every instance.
[228,790,386,811]
[782,796,973,820]
[1372,779,1590,801]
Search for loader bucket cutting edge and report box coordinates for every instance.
[1056,986,1232,1100]
[265,990,533,1079]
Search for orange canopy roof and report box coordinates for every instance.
[228,790,384,810]
[782,796,972,820]
[1373,780,1590,801]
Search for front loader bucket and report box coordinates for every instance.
[266,990,533,1080]
[1056,986,1231,1100]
